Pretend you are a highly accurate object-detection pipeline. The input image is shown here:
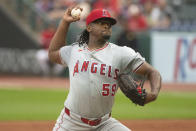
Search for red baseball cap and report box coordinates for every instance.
[86,9,117,26]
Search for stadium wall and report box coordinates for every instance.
[151,32,196,83]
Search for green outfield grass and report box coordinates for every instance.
[0,87,196,120]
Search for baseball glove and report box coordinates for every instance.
[117,73,147,106]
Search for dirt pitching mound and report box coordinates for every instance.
[0,120,196,131]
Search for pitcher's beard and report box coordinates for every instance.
[103,35,111,41]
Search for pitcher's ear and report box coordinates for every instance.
[86,24,92,32]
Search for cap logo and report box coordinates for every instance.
[102,9,108,17]
[86,9,116,25]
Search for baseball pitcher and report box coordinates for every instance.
[49,6,162,131]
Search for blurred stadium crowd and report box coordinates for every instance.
[33,0,196,50]
[35,0,175,31]
[2,0,196,49]
[33,0,196,31]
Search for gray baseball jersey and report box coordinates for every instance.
[59,42,144,118]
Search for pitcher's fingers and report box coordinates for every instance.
[67,8,72,15]
[75,6,83,12]
[68,4,79,13]
[73,17,80,22]
[67,5,77,15]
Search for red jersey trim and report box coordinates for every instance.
[87,42,109,52]
[133,62,144,73]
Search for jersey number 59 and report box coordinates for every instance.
[102,83,117,96]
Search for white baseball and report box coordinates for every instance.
[71,8,82,18]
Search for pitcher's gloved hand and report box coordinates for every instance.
[117,73,147,106]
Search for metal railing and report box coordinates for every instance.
[3,0,51,32]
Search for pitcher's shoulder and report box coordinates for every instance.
[109,42,129,51]
[109,42,121,49]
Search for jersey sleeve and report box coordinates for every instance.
[120,46,145,72]
[59,45,73,67]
